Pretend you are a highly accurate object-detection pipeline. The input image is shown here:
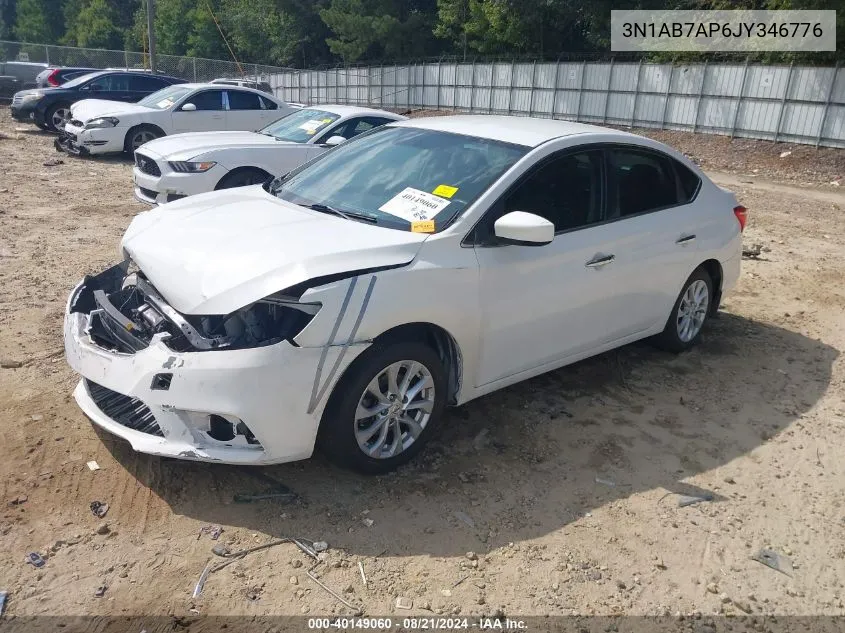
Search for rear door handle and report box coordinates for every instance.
[585,254,615,268]
[676,234,696,245]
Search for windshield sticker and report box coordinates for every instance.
[379,187,451,222]
[156,98,175,108]
[321,118,334,123]
[299,119,326,132]
[433,184,458,198]
[411,220,436,233]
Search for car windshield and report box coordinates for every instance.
[271,126,528,232]
[138,85,192,109]
[260,108,341,143]
[60,71,105,89]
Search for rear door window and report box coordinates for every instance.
[226,90,262,110]
[608,148,684,219]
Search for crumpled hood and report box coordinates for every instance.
[121,186,427,315]
[71,99,155,122]
[138,130,290,160]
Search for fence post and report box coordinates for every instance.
[551,57,562,121]
[575,60,586,122]
[125,49,130,69]
[488,63,494,113]
[192,58,197,81]
[602,57,614,123]
[507,59,515,114]
[528,59,537,117]
[815,60,839,148]
[44,45,49,64]
[469,59,476,113]
[453,61,458,111]
[730,57,750,139]
[773,61,794,143]
[435,59,441,110]
[630,58,643,128]
[379,63,384,105]
[660,63,675,130]
[692,60,708,133]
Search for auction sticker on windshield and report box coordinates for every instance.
[379,187,451,222]
[299,120,326,132]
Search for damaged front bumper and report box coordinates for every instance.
[55,122,124,156]
[63,264,367,465]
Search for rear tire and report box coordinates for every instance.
[318,341,448,474]
[124,125,162,154]
[653,267,713,353]
[216,168,271,190]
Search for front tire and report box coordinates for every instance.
[318,341,447,474]
[216,168,271,190]
[124,125,162,154]
[654,267,713,353]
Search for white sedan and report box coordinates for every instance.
[133,105,405,205]
[56,83,296,156]
[63,115,743,473]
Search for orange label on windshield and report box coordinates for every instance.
[411,220,435,233]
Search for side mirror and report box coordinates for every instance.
[493,211,554,246]
[322,135,346,147]
[181,102,197,111]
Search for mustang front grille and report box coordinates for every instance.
[135,153,161,177]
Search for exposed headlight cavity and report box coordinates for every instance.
[85,116,120,129]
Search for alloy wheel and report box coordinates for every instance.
[51,107,69,129]
[131,130,157,151]
[354,360,435,459]
[676,279,709,342]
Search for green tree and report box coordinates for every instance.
[13,0,64,42]
[320,0,437,62]
[67,0,123,48]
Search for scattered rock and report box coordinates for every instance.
[616,580,627,590]
[291,559,302,569]
[396,596,413,610]
[779,151,792,158]
[734,600,753,613]
[723,476,736,484]
[0,359,22,369]
[289,576,298,585]
[8,495,28,506]
[441,588,452,597]
[706,582,719,594]
[95,523,110,535]
[466,551,477,561]
[94,585,107,598]
[362,518,374,528]
[720,593,731,604]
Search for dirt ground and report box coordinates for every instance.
[1,107,844,623]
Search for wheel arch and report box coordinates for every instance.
[214,166,273,190]
[372,322,463,406]
[698,259,723,316]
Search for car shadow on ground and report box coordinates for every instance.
[95,312,837,557]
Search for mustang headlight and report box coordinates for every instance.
[20,91,44,103]
[85,116,119,129]
[169,161,217,173]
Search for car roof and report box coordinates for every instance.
[301,104,404,118]
[391,114,636,147]
[72,69,183,80]
[179,82,276,95]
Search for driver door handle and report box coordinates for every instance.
[585,254,615,268]
[676,234,696,245]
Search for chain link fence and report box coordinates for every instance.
[0,40,291,84]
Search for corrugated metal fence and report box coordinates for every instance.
[270,60,845,148]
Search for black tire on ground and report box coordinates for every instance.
[44,102,71,132]
[653,267,714,353]
[318,341,448,474]
[123,125,163,154]
[216,168,271,190]
[35,119,49,131]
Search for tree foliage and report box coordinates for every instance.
[7,0,844,67]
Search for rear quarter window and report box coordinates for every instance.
[674,161,702,203]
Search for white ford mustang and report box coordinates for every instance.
[132,105,406,205]
[63,115,744,473]
[56,83,296,156]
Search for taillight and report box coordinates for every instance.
[47,68,61,86]
[733,205,747,232]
